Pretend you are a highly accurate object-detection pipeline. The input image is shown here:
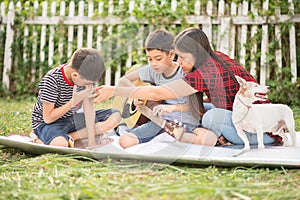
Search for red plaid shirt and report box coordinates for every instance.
[183,51,257,110]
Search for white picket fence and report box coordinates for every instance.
[1,0,299,90]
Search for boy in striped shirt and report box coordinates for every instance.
[32,48,121,147]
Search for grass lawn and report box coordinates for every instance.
[0,99,300,200]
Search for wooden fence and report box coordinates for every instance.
[1,0,300,94]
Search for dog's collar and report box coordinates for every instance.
[233,96,251,124]
[237,96,251,109]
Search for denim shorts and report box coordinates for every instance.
[130,121,196,144]
[34,109,119,145]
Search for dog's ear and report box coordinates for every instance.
[235,75,246,87]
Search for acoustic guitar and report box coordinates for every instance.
[136,103,185,140]
[112,65,161,128]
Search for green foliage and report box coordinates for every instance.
[268,72,300,106]
[242,3,300,106]
[0,0,299,106]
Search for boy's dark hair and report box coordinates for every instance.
[71,48,105,82]
[144,29,174,54]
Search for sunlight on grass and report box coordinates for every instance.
[0,154,299,199]
[0,99,112,136]
[0,99,300,199]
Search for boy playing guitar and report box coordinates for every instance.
[115,29,200,148]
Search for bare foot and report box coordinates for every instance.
[75,134,113,149]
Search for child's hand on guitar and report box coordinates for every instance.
[133,99,146,106]
[164,119,186,140]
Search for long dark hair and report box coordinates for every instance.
[173,28,231,120]
[174,27,215,68]
[174,27,236,75]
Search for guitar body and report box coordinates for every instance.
[135,100,162,126]
[112,65,161,128]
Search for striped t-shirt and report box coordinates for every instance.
[32,64,74,129]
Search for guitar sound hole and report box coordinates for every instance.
[121,102,137,118]
[131,104,136,112]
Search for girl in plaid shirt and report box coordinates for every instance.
[173,27,275,145]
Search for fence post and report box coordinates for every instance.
[229,1,237,59]
[289,0,297,83]
[250,3,258,77]
[87,0,94,48]
[203,0,212,43]
[275,7,282,80]
[58,1,66,63]
[218,0,230,55]
[260,0,269,86]
[67,1,75,58]
[31,1,39,83]
[114,0,124,84]
[125,0,135,70]
[48,2,56,67]
[3,2,14,89]
[104,0,114,86]
[239,0,248,67]
[39,1,47,79]
[77,1,84,48]
[96,2,104,52]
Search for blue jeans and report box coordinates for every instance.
[201,108,275,145]
[130,121,196,144]
[34,109,119,145]
[203,102,215,111]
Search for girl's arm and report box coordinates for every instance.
[152,103,190,116]
[94,79,197,103]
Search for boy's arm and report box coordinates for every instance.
[43,86,93,124]
[118,69,141,87]
[42,101,73,124]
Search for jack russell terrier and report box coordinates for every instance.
[232,75,297,150]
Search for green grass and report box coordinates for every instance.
[0,99,300,200]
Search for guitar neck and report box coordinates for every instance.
[136,104,185,140]
[136,104,166,128]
